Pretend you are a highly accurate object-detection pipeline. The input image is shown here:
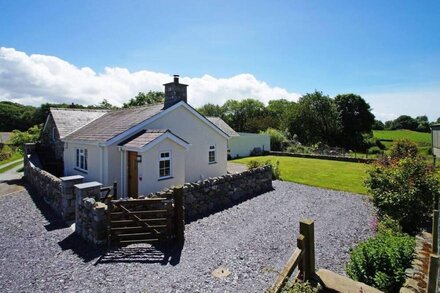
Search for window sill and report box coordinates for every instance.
[74,168,88,174]
[209,161,217,165]
[158,176,173,181]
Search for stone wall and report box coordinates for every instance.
[269,151,374,163]
[24,145,83,221]
[76,197,107,246]
[40,114,64,161]
[400,232,432,292]
[147,166,273,221]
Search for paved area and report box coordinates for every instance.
[0,162,24,196]
[227,162,248,173]
[0,181,376,292]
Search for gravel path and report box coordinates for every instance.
[0,181,375,293]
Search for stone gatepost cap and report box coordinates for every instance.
[74,181,103,189]
[60,175,84,181]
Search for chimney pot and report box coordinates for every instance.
[174,75,179,83]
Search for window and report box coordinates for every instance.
[75,148,88,171]
[51,127,56,142]
[159,151,171,179]
[209,145,216,163]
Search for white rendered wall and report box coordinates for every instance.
[63,142,101,182]
[146,106,228,182]
[137,138,186,195]
[433,129,440,157]
[228,133,271,158]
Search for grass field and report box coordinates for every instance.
[233,155,369,194]
[373,130,431,146]
[0,151,22,165]
[0,160,23,174]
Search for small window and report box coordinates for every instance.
[209,145,216,163]
[159,151,171,179]
[75,148,88,171]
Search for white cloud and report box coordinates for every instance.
[0,47,300,107]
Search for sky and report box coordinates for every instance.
[0,0,439,121]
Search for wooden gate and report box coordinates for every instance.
[107,188,185,247]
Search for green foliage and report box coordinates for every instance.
[346,230,415,293]
[261,128,288,151]
[334,93,375,150]
[285,91,342,146]
[267,99,296,129]
[7,124,42,153]
[372,120,385,130]
[0,145,13,161]
[366,157,440,234]
[0,101,38,131]
[367,146,382,155]
[281,281,318,293]
[390,115,418,131]
[389,138,419,160]
[123,91,164,108]
[286,144,314,154]
[197,103,225,118]
[246,159,280,179]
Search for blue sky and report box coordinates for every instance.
[1,0,439,121]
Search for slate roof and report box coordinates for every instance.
[122,130,167,149]
[206,117,239,137]
[64,104,164,142]
[50,108,108,139]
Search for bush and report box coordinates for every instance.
[8,124,42,153]
[346,232,415,292]
[286,144,314,154]
[366,157,440,234]
[247,160,261,169]
[0,145,13,161]
[261,128,288,151]
[389,138,418,160]
[367,146,382,155]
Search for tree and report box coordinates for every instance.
[384,120,393,130]
[95,99,116,109]
[222,99,267,132]
[334,94,375,150]
[372,120,385,130]
[266,99,296,129]
[197,103,225,118]
[415,115,430,132]
[123,91,164,108]
[8,124,42,153]
[284,91,342,146]
[390,115,418,130]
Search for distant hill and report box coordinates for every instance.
[0,101,38,132]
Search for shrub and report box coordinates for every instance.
[261,128,288,151]
[286,144,313,154]
[0,145,13,161]
[247,160,261,169]
[8,124,42,153]
[389,138,418,160]
[366,157,440,234]
[346,232,415,292]
[367,146,382,155]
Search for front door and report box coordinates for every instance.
[127,151,138,198]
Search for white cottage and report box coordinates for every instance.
[432,124,440,157]
[43,76,229,197]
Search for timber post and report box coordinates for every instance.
[427,254,439,293]
[174,187,185,244]
[433,210,439,254]
[299,219,315,282]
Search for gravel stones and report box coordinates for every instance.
[0,181,375,292]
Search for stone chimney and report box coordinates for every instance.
[163,75,188,109]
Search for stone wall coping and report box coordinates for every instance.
[60,175,84,181]
[75,181,102,189]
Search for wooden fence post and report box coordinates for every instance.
[300,219,315,282]
[427,254,439,293]
[174,187,185,244]
[433,210,439,254]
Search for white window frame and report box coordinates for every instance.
[209,145,216,164]
[158,150,172,180]
[75,148,88,172]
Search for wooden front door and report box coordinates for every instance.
[127,151,138,198]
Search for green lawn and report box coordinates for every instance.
[373,130,431,146]
[233,155,369,194]
[0,160,23,174]
[0,151,22,165]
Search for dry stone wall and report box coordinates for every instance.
[76,197,108,246]
[147,166,273,221]
[24,146,83,221]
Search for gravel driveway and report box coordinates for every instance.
[0,181,375,293]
